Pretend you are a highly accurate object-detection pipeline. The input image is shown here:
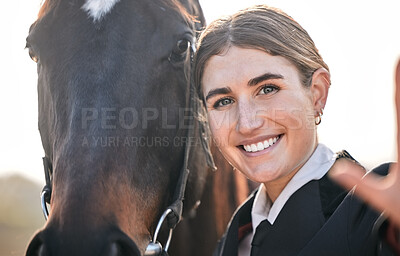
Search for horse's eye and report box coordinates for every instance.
[29,50,39,63]
[175,39,190,55]
[169,38,191,63]
[26,42,39,63]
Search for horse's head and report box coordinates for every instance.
[25,0,211,255]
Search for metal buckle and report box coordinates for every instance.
[41,188,51,220]
[144,209,174,256]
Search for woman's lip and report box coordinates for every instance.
[238,134,283,156]
[237,134,283,147]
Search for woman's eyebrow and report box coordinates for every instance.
[205,73,283,101]
[205,87,232,101]
[247,73,283,87]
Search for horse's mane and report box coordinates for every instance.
[37,0,57,19]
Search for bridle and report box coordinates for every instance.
[40,129,191,255]
[39,38,215,256]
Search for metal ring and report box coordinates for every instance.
[41,190,50,220]
[148,208,174,253]
[153,208,172,243]
[164,228,173,252]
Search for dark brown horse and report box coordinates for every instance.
[25,0,252,255]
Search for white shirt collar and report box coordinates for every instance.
[251,143,335,231]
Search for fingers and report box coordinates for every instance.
[329,159,387,211]
[329,59,400,229]
[396,59,400,162]
[396,58,400,92]
[330,160,400,227]
[329,159,365,190]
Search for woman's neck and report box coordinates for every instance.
[263,169,299,203]
[263,142,319,203]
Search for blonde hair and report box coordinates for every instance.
[194,5,330,95]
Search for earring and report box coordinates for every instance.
[315,108,323,125]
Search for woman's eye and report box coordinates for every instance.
[213,98,234,108]
[259,85,279,95]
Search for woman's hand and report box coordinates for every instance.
[330,59,400,228]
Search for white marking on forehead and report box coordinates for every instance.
[82,0,120,22]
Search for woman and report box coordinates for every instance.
[194,5,399,256]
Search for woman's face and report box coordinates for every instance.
[202,46,320,184]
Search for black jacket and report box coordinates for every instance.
[214,163,396,256]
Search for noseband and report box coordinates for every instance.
[39,40,209,256]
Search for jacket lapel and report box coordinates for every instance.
[219,192,255,256]
[251,180,326,256]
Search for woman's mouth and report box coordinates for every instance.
[240,135,282,153]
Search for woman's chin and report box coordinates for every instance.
[244,167,284,184]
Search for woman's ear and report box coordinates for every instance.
[310,68,331,111]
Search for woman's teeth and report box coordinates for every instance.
[243,136,279,152]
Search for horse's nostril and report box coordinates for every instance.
[37,245,45,256]
[107,241,141,256]
[26,244,44,256]
[109,242,121,256]
[26,233,45,256]
[107,235,141,256]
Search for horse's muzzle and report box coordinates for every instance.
[26,228,141,256]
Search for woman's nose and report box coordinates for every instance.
[235,102,264,134]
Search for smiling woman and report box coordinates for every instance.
[202,47,329,202]
[194,5,399,255]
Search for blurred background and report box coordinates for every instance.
[1,0,399,255]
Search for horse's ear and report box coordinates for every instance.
[189,0,206,28]
[37,0,56,19]
[177,0,206,29]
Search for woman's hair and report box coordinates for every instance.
[194,5,330,95]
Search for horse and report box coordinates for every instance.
[25,0,252,255]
